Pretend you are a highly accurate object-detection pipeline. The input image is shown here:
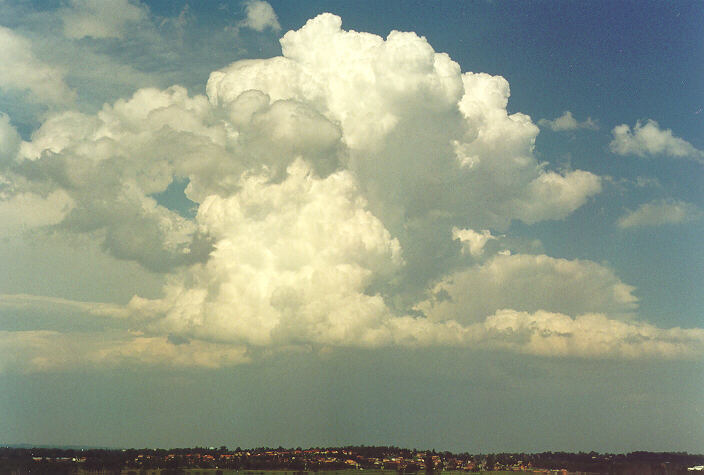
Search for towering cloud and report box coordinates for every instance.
[128,159,404,348]
[2,13,701,371]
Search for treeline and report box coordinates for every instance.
[521,451,704,473]
[1,445,703,474]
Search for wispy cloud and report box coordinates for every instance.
[0,293,129,319]
[0,26,75,105]
[60,0,148,40]
[618,199,702,228]
[0,330,249,373]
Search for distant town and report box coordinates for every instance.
[2,445,703,474]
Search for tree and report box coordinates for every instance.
[424,453,434,474]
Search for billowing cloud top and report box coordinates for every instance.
[1,13,702,372]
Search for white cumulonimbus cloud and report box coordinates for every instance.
[538,111,598,131]
[618,199,702,228]
[610,119,704,161]
[1,13,702,371]
[126,159,404,348]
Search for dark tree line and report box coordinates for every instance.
[1,446,703,474]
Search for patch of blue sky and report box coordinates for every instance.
[151,177,198,219]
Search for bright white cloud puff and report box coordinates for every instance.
[1,13,702,371]
[240,0,281,32]
[610,119,704,161]
[538,111,598,131]
[452,227,496,257]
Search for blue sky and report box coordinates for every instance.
[0,0,702,452]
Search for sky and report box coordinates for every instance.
[0,0,702,453]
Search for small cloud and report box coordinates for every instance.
[618,199,702,228]
[452,227,496,257]
[610,119,704,162]
[538,111,598,132]
[239,0,281,32]
[633,176,662,189]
